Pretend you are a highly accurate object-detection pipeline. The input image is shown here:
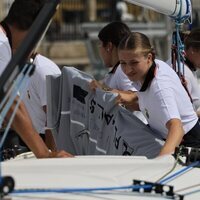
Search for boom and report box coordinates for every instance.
[124,0,191,20]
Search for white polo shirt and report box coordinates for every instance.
[184,65,200,111]
[0,26,12,75]
[132,59,198,139]
[22,54,61,134]
[103,64,137,91]
[103,64,147,124]
[166,59,200,111]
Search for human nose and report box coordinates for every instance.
[122,65,134,75]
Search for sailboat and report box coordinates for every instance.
[2,0,200,200]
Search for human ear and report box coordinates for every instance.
[107,42,114,52]
[146,53,152,63]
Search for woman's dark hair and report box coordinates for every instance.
[184,28,200,51]
[98,21,131,47]
[118,32,155,60]
[4,0,46,30]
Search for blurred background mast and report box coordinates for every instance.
[86,0,97,22]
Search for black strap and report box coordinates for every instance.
[184,57,196,72]
[0,21,12,49]
[109,61,120,74]
[140,61,156,92]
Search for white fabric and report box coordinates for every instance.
[103,65,137,91]
[47,67,163,158]
[103,64,147,124]
[22,54,61,134]
[0,27,20,98]
[2,155,175,190]
[132,59,198,139]
[184,66,200,111]
[3,155,200,200]
[0,26,12,75]
[166,59,200,111]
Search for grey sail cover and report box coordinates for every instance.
[46,67,163,158]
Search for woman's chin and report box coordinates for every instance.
[128,76,137,82]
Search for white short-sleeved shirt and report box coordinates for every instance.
[132,59,198,139]
[0,27,12,75]
[22,54,61,134]
[103,64,147,124]
[166,59,200,111]
[184,66,200,111]
[103,64,137,91]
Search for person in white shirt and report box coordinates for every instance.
[22,54,61,151]
[184,28,200,117]
[166,31,200,117]
[0,25,11,75]
[167,59,200,114]
[184,28,200,70]
[90,21,147,123]
[118,32,200,156]
[0,0,71,158]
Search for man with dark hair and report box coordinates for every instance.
[0,0,46,72]
[4,0,45,29]
[184,28,200,69]
[0,0,71,158]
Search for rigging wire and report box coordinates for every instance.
[0,63,34,181]
[155,154,180,183]
[176,183,200,193]
[0,63,34,148]
[12,184,152,194]
[182,188,200,197]
[170,0,193,103]
[159,161,200,184]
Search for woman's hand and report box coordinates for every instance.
[89,80,103,91]
[89,80,112,92]
[48,150,74,158]
[115,91,139,111]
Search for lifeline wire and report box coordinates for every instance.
[0,63,34,180]
[10,160,200,197]
[0,63,34,148]
[12,184,152,194]
[159,161,200,184]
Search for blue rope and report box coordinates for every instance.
[10,160,200,195]
[171,0,191,77]
[171,0,191,23]
[12,184,152,194]
[159,161,200,184]
[175,23,185,76]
